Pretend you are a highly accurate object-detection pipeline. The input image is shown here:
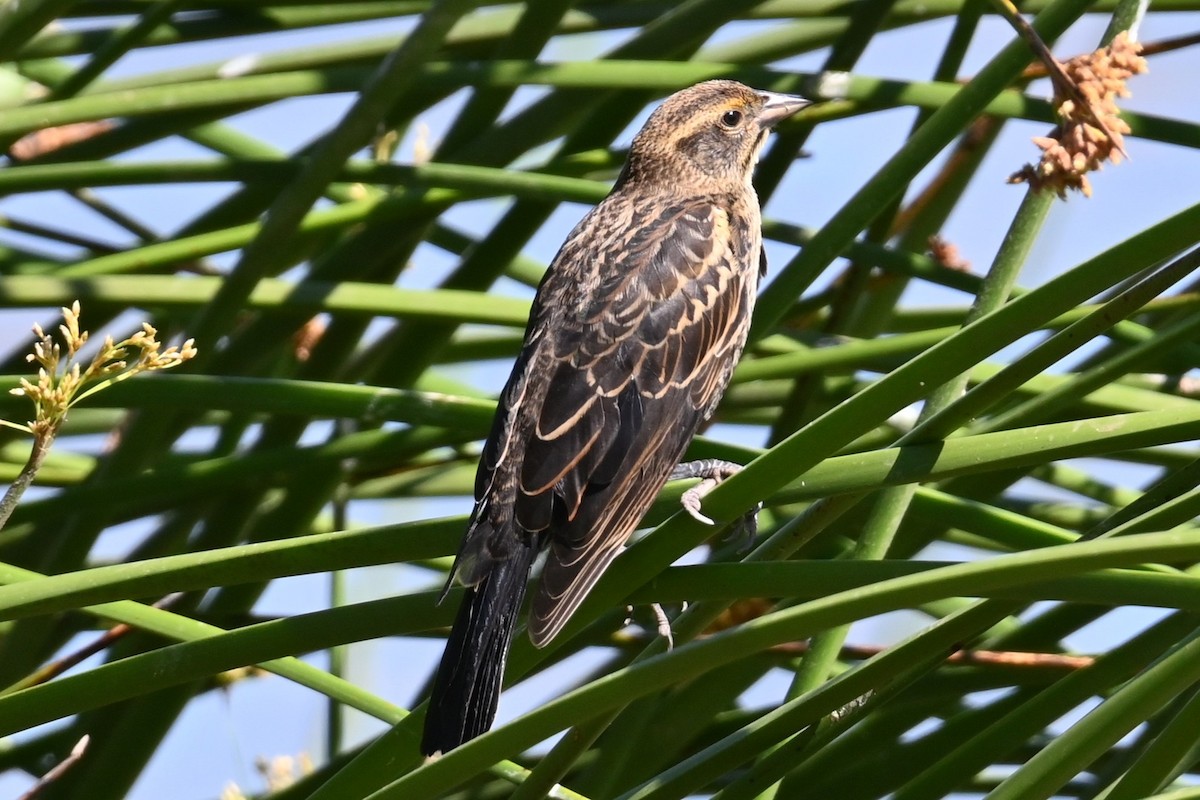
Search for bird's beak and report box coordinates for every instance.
[756,91,812,128]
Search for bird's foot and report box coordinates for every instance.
[627,603,685,650]
[670,459,760,550]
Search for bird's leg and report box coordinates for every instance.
[651,603,675,650]
[634,457,759,649]
[670,459,760,549]
[627,603,676,650]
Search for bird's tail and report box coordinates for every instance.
[421,539,537,756]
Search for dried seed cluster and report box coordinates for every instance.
[1010,32,1148,197]
[928,235,972,272]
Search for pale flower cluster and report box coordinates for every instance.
[1010,32,1148,197]
[221,753,314,799]
[8,301,197,435]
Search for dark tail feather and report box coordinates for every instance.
[421,541,536,756]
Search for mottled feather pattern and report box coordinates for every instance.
[422,80,811,756]
[524,195,761,645]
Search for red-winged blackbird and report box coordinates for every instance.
[422,80,811,757]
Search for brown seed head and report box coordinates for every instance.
[1010,32,1147,198]
[619,80,810,192]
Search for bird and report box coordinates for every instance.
[421,79,812,757]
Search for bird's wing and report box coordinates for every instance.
[519,197,758,646]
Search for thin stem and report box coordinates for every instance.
[327,420,353,764]
[0,428,57,532]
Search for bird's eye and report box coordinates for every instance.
[720,109,743,128]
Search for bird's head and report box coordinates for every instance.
[621,80,811,190]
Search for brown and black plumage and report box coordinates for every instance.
[421,80,810,757]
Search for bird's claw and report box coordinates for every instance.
[680,479,718,525]
[730,501,762,553]
[672,459,759,549]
